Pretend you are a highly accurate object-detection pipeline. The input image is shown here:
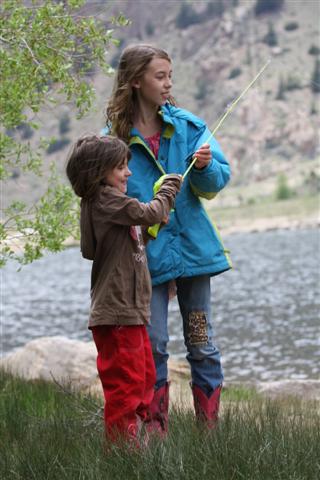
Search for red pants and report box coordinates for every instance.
[92,325,156,442]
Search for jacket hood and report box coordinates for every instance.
[80,200,96,260]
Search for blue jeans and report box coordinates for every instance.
[147,275,223,395]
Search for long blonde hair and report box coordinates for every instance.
[105,44,176,143]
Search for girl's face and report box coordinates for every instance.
[105,158,131,193]
[133,57,173,107]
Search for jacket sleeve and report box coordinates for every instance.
[187,123,231,200]
[96,176,181,226]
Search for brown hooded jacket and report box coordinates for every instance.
[80,174,181,328]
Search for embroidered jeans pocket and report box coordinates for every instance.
[186,311,209,346]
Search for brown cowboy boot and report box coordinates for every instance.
[191,384,222,428]
[146,382,170,437]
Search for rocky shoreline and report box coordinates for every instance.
[1,337,319,408]
[219,213,319,236]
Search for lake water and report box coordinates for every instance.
[1,228,319,382]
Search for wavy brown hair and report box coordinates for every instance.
[105,44,176,143]
[66,134,130,199]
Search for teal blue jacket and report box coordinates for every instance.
[102,103,232,286]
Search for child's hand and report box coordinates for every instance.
[155,174,183,194]
[193,143,212,170]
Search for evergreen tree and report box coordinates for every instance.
[311,58,320,93]
[263,22,278,46]
[255,0,285,16]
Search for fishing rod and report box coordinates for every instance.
[148,59,271,238]
[182,59,271,179]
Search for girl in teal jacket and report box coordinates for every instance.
[104,44,232,434]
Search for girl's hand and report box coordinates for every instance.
[193,143,212,170]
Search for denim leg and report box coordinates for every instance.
[147,282,169,390]
[176,275,223,394]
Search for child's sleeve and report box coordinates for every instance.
[187,123,231,200]
[96,176,181,227]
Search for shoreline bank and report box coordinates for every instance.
[1,337,319,408]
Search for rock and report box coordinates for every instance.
[0,336,192,406]
[256,380,320,401]
[0,336,98,389]
[1,337,319,408]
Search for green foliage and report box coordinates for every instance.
[1,369,319,480]
[263,22,278,46]
[0,0,128,266]
[254,0,284,16]
[1,165,80,266]
[275,174,295,200]
[311,58,320,93]
[284,21,299,31]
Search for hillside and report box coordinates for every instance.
[4,0,320,227]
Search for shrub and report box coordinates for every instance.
[228,67,242,79]
[276,77,285,100]
[176,0,224,29]
[263,22,278,46]
[206,0,225,17]
[47,138,71,155]
[311,58,320,93]
[255,0,284,16]
[310,100,317,115]
[59,113,71,136]
[17,122,34,140]
[194,78,208,101]
[145,22,155,36]
[284,21,299,31]
[308,44,320,56]
[275,174,294,200]
[176,2,198,29]
[304,170,320,194]
[285,74,302,91]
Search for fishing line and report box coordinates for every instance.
[182,59,271,180]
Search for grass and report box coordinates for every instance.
[1,370,319,480]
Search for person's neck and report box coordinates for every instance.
[133,102,162,138]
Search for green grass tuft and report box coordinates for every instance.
[1,369,319,479]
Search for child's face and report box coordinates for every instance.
[105,159,131,193]
[133,58,173,107]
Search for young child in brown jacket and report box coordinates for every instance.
[66,134,181,445]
